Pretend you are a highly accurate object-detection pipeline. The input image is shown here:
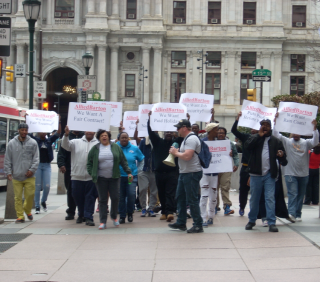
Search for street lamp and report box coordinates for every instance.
[22,0,41,110]
[139,66,148,104]
[82,52,94,75]
[54,92,63,115]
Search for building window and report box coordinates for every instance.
[171,51,186,68]
[290,76,305,96]
[171,73,186,102]
[240,74,255,104]
[127,0,137,19]
[55,0,74,18]
[206,52,221,68]
[208,2,221,24]
[127,52,135,60]
[291,55,305,72]
[243,2,256,24]
[292,6,306,28]
[173,1,186,24]
[125,74,135,97]
[241,52,256,69]
[206,74,221,104]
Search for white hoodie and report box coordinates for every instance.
[61,135,98,181]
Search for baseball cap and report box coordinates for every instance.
[260,119,271,126]
[18,123,29,129]
[173,119,191,129]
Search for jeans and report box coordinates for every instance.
[248,172,276,226]
[239,166,250,210]
[138,171,158,210]
[119,176,137,218]
[199,174,218,221]
[64,170,76,216]
[34,163,51,208]
[304,169,319,205]
[176,171,203,227]
[285,175,309,218]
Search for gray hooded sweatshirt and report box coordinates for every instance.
[4,135,39,181]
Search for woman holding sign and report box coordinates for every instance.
[87,130,133,230]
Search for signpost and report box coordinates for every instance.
[0,17,11,57]
[252,68,272,104]
[0,0,12,14]
[77,75,96,95]
[34,81,47,99]
[14,64,26,78]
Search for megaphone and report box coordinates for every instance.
[163,142,179,167]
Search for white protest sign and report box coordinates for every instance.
[123,111,139,137]
[238,100,277,130]
[138,104,153,137]
[129,140,137,146]
[179,93,213,123]
[203,140,233,174]
[274,102,318,135]
[150,103,187,131]
[26,110,59,133]
[87,101,122,127]
[67,102,111,132]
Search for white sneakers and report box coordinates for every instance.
[296,217,302,222]
[262,220,268,227]
[288,214,296,223]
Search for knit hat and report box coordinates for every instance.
[260,119,271,126]
[205,122,219,132]
[18,123,28,129]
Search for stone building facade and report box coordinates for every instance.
[2,0,320,129]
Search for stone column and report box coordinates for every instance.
[153,47,162,103]
[110,45,119,101]
[143,0,151,17]
[226,51,236,105]
[262,52,272,105]
[192,0,201,24]
[86,45,95,75]
[46,0,53,25]
[111,0,119,16]
[155,0,162,17]
[100,0,107,14]
[87,0,95,14]
[16,43,25,103]
[97,44,107,100]
[273,52,282,99]
[142,47,150,104]
[17,0,23,13]
[6,45,15,97]
[192,51,200,93]
[74,0,81,25]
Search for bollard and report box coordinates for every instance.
[4,180,17,220]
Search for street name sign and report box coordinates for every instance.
[252,69,272,83]
[34,81,47,99]
[252,76,271,82]
[14,64,26,78]
[0,17,11,56]
[0,0,12,14]
[77,75,96,95]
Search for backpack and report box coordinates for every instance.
[184,134,212,168]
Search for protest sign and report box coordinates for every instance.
[138,104,153,137]
[238,100,277,130]
[123,111,139,137]
[202,140,233,174]
[179,93,213,123]
[26,110,59,133]
[67,102,111,132]
[129,140,137,146]
[274,102,318,135]
[87,101,122,127]
[150,103,187,131]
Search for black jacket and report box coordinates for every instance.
[245,133,287,179]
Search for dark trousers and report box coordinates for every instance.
[155,171,178,215]
[176,171,203,227]
[305,169,319,205]
[119,176,137,218]
[95,177,120,223]
[72,180,98,220]
[64,170,76,216]
[239,166,250,210]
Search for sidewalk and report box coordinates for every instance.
[0,165,320,281]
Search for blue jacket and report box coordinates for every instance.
[30,133,59,163]
[139,138,155,172]
[116,141,144,176]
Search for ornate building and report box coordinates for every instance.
[2,0,319,129]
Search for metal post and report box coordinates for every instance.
[85,67,90,75]
[260,65,263,104]
[28,20,36,109]
[58,95,60,114]
[201,49,203,94]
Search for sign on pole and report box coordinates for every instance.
[0,1,12,14]
[0,17,11,57]
[81,91,87,103]
[14,64,26,78]
[34,81,47,99]
[252,69,272,82]
[77,75,96,95]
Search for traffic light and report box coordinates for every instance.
[43,102,49,111]
[247,89,257,102]
[0,58,2,78]
[6,66,14,82]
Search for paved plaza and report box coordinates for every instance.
[1,165,320,282]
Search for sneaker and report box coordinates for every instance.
[160,214,167,220]
[113,219,120,227]
[168,222,187,231]
[15,218,25,224]
[141,209,147,217]
[187,226,204,233]
[166,214,174,222]
[35,207,40,214]
[98,223,106,230]
[27,213,33,221]
[224,205,234,215]
[207,218,213,225]
[86,218,95,226]
[119,218,125,224]
[128,213,133,222]
[287,214,296,223]
[296,217,302,222]
[262,220,268,227]
[41,202,47,212]
[269,225,279,232]
[202,221,208,228]
[148,210,156,217]
[245,222,256,230]
[76,217,83,224]
[239,209,245,216]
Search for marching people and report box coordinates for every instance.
[273,114,319,222]
[4,123,39,223]
[168,119,204,233]
[61,126,99,226]
[57,130,84,220]
[117,132,144,224]
[87,130,132,229]
[245,119,287,232]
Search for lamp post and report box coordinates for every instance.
[54,92,63,115]
[82,52,94,75]
[23,0,41,110]
[197,50,208,94]
[139,66,148,104]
